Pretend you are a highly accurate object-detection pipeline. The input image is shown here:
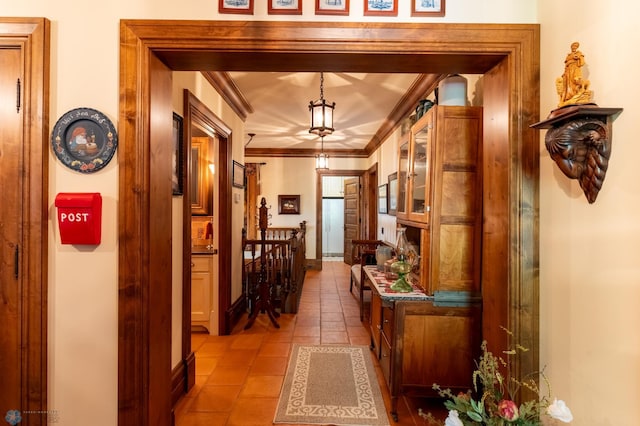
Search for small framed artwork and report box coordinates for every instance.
[387,172,398,215]
[219,0,254,14]
[232,160,245,188]
[316,0,349,15]
[364,0,397,16]
[411,0,445,17]
[268,0,302,15]
[278,195,300,215]
[172,112,184,195]
[378,184,388,214]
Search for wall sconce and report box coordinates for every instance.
[531,42,623,204]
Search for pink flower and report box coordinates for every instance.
[498,399,519,421]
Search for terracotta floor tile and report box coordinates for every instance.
[320,330,350,344]
[216,349,259,367]
[229,335,263,350]
[257,342,291,357]
[207,363,251,385]
[320,320,347,331]
[190,384,241,412]
[239,375,284,398]
[194,356,219,376]
[249,356,288,376]
[225,397,279,426]
[292,325,320,337]
[176,411,229,426]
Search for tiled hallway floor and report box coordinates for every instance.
[174,261,444,426]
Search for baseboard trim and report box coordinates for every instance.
[225,295,246,334]
[171,351,196,407]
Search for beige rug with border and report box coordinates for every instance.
[274,344,390,426]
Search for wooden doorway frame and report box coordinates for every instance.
[316,168,377,267]
[118,20,539,425]
[0,18,49,423]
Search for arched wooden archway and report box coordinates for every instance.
[118,21,539,425]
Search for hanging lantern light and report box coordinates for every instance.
[309,72,335,137]
[315,136,329,170]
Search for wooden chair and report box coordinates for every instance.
[349,239,385,321]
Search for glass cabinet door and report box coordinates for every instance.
[397,139,410,216]
[409,114,432,220]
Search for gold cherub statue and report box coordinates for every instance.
[555,42,593,108]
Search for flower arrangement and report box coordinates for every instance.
[419,328,573,426]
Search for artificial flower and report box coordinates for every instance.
[444,410,464,426]
[419,328,573,426]
[497,399,519,421]
[547,398,573,423]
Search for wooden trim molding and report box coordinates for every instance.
[119,20,540,424]
[201,71,253,121]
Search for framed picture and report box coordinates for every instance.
[316,0,349,15]
[232,160,245,188]
[278,195,300,215]
[219,0,254,14]
[172,112,184,195]
[268,0,302,15]
[378,184,388,214]
[411,0,445,16]
[387,172,398,215]
[364,0,397,16]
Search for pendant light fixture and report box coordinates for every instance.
[309,72,335,137]
[315,136,329,170]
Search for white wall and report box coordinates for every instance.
[0,1,541,425]
[538,3,640,424]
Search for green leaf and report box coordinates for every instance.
[470,398,485,415]
[467,410,483,422]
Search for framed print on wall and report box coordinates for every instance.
[278,195,300,214]
[364,0,397,16]
[378,184,388,214]
[387,172,398,215]
[232,160,245,188]
[269,0,302,15]
[172,113,184,195]
[219,0,254,14]
[411,0,445,17]
[316,0,349,15]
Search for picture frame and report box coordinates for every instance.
[387,172,398,215]
[316,0,349,15]
[364,0,397,16]
[172,112,184,195]
[278,195,300,215]
[232,160,245,188]
[219,0,254,14]
[378,184,388,214]
[411,0,445,17]
[268,0,302,15]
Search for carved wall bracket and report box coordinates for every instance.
[532,105,622,203]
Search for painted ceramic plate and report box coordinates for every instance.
[51,107,118,173]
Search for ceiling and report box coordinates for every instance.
[226,71,425,155]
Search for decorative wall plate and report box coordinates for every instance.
[51,107,118,173]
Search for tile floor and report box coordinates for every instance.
[174,260,444,426]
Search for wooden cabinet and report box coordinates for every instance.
[365,266,482,421]
[397,105,483,295]
[367,105,484,420]
[191,255,212,331]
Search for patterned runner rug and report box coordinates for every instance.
[274,344,390,425]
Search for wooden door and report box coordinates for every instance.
[343,177,360,265]
[0,45,23,420]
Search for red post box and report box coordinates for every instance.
[54,192,102,245]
